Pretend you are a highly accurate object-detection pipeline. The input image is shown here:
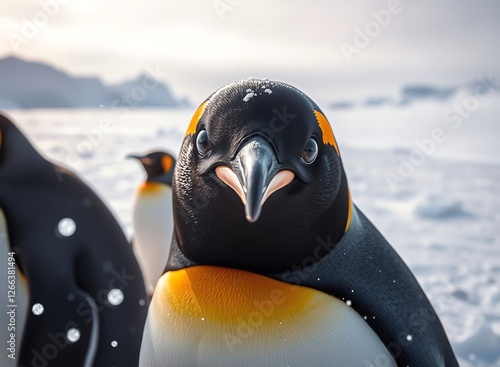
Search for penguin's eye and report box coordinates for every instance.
[196,129,211,156]
[301,138,318,164]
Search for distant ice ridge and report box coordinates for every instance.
[415,194,472,219]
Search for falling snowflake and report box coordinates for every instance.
[111,341,118,347]
[108,289,124,306]
[32,303,44,316]
[58,218,76,237]
[67,328,81,343]
[243,92,255,102]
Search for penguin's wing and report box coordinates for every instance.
[75,243,148,366]
[274,206,458,367]
[62,173,149,366]
[17,244,98,367]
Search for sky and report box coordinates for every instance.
[1,0,499,104]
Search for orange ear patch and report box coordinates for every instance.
[313,110,339,155]
[161,155,173,173]
[344,190,352,233]
[185,101,208,137]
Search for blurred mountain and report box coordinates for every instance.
[328,101,354,110]
[398,85,456,105]
[329,84,457,110]
[0,56,191,109]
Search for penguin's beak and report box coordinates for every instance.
[127,153,141,161]
[216,137,294,223]
[127,154,152,166]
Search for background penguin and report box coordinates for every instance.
[128,151,176,296]
[140,80,459,367]
[0,208,28,367]
[0,112,148,367]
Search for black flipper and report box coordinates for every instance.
[271,206,459,367]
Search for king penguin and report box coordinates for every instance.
[0,208,28,367]
[129,151,176,296]
[139,80,459,367]
[0,112,148,367]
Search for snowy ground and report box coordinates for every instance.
[4,97,500,366]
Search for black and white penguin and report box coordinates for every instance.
[0,112,148,367]
[139,80,459,367]
[0,207,28,367]
[129,151,176,296]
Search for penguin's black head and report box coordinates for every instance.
[172,80,351,274]
[128,151,176,186]
[0,112,49,180]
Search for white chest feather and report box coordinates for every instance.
[132,184,173,295]
[140,266,396,367]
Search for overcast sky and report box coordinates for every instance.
[1,0,499,103]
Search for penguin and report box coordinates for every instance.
[0,112,148,367]
[0,208,28,367]
[128,151,176,296]
[139,80,459,367]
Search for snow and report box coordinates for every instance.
[414,195,471,219]
[58,218,77,236]
[31,303,44,316]
[4,94,499,366]
[67,328,81,343]
[243,92,255,102]
[107,289,124,306]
